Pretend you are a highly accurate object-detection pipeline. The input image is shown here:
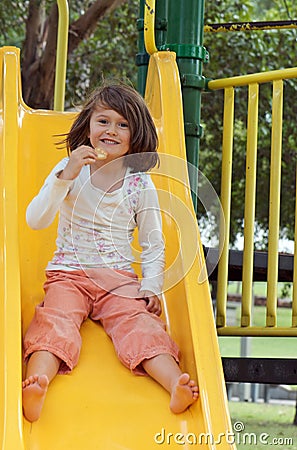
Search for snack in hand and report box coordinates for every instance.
[95,147,108,160]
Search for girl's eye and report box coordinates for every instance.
[119,122,129,129]
[98,119,108,125]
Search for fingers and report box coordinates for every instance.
[138,291,162,316]
[137,290,162,314]
[146,296,162,316]
[71,146,98,165]
[58,146,99,180]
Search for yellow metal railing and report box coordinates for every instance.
[215,87,234,328]
[54,0,69,111]
[208,67,297,336]
[144,0,158,55]
[241,83,259,328]
[293,173,297,326]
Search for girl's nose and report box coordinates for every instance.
[106,123,117,135]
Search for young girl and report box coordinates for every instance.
[22,83,199,422]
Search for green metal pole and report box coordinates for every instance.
[155,0,168,49]
[137,0,208,210]
[136,0,168,96]
[161,0,209,211]
[136,0,148,96]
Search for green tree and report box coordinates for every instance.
[66,0,139,107]
[0,0,296,245]
[0,0,139,109]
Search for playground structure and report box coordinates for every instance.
[139,0,297,384]
[0,0,235,448]
[0,46,233,450]
[207,66,297,387]
[208,67,297,335]
[1,0,297,448]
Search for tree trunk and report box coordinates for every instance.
[22,2,58,109]
[21,0,127,109]
[68,0,126,54]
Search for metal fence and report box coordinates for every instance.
[207,68,297,336]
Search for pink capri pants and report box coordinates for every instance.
[23,269,180,375]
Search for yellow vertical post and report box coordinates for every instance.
[266,80,283,327]
[216,87,234,327]
[144,0,158,55]
[0,48,24,450]
[241,83,259,326]
[292,170,297,326]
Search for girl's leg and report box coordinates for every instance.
[22,271,93,422]
[22,350,61,422]
[94,272,198,413]
[142,353,199,414]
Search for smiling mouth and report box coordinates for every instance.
[101,139,118,145]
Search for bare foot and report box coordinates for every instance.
[170,373,199,414]
[22,374,49,422]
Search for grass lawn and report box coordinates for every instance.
[229,401,297,449]
[219,283,296,358]
[227,281,292,299]
[218,333,297,358]
[216,282,297,447]
[219,316,297,358]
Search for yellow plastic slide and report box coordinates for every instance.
[0,46,235,449]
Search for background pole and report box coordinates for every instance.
[136,0,168,96]
[137,0,208,211]
[164,0,208,210]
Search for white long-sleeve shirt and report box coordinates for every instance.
[26,158,165,295]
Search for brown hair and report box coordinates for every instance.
[63,83,159,172]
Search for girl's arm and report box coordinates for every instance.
[26,158,73,229]
[27,147,98,229]
[136,176,165,298]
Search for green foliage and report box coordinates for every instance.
[0,0,139,108]
[0,1,28,47]
[66,1,139,107]
[0,0,296,244]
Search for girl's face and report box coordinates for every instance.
[89,105,131,162]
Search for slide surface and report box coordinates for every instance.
[0,46,235,449]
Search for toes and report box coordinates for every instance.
[28,375,38,384]
[179,374,199,395]
[179,373,190,385]
[38,375,49,389]
[22,374,42,389]
[22,378,32,388]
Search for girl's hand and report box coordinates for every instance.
[58,146,98,180]
[138,290,162,316]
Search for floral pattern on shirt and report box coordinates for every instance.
[49,170,154,274]
[52,213,130,269]
[125,173,149,215]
